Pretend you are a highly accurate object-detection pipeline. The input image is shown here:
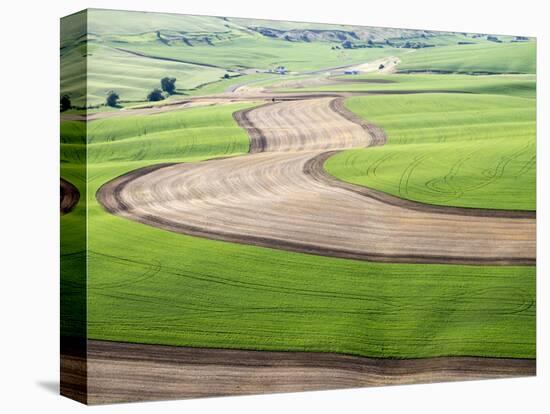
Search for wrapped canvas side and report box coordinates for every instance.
[60,9,88,404]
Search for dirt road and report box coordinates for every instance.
[97,96,535,265]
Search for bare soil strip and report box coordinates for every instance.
[97,96,535,265]
[329,97,387,146]
[61,90,473,123]
[73,340,535,404]
[60,178,80,215]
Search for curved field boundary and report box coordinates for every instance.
[98,163,534,265]
[113,47,226,69]
[307,152,535,220]
[327,77,397,84]
[329,97,387,146]
[66,340,535,404]
[60,178,80,215]
[232,102,278,153]
[97,95,535,266]
[306,101,535,221]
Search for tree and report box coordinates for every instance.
[147,88,165,102]
[223,73,230,79]
[160,77,177,95]
[60,95,71,112]
[341,40,353,49]
[106,91,120,107]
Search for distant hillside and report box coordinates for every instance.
[61,9,535,107]
[398,41,536,74]
[228,18,434,43]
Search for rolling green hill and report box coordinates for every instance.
[81,38,401,106]
[61,103,535,359]
[87,9,234,34]
[86,44,227,105]
[325,92,535,210]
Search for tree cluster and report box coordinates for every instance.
[147,88,164,102]
[160,77,177,95]
[147,77,177,102]
[60,95,71,112]
[106,91,120,107]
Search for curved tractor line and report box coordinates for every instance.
[60,178,80,215]
[97,96,535,265]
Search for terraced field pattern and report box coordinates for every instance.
[60,9,536,404]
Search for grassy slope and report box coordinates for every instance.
[280,73,536,98]
[325,93,535,210]
[60,12,87,107]
[112,36,402,73]
[398,41,536,74]
[61,104,534,359]
[60,42,87,107]
[87,9,234,34]
[82,29,405,106]
[60,120,87,337]
[71,10,534,107]
[86,44,227,105]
